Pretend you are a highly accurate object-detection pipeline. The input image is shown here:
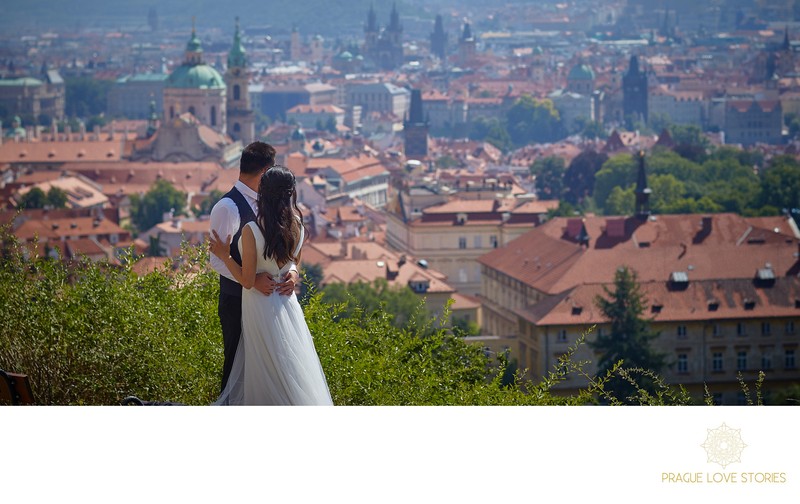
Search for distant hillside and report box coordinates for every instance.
[1,0,450,37]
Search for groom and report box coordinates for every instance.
[209,141,299,392]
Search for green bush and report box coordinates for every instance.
[0,227,698,406]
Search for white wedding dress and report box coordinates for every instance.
[216,221,333,406]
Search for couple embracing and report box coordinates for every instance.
[208,141,332,406]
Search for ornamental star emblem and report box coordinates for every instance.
[701,423,747,469]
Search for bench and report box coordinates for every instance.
[0,370,35,405]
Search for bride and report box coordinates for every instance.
[209,165,333,405]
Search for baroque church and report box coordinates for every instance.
[363,3,404,71]
[134,19,255,163]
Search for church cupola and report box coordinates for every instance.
[185,17,204,65]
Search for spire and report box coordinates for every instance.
[407,89,424,124]
[389,2,401,31]
[783,25,791,52]
[366,3,377,32]
[462,22,473,42]
[627,55,639,76]
[228,17,246,68]
[635,150,651,218]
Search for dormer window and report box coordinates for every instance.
[456,213,468,225]
[408,279,430,293]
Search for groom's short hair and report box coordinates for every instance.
[240,141,276,174]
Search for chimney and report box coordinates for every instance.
[93,124,100,140]
[51,118,58,141]
[79,121,86,141]
[64,124,71,141]
[340,240,347,258]
[109,120,115,140]
[0,120,3,146]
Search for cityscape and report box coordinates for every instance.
[2,0,800,406]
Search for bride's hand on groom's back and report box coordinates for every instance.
[209,231,231,260]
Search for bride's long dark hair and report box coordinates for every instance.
[257,165,303,267]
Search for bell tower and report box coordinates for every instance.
[225,17,255,144]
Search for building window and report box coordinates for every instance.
[210,106,217,126]
[761,322,771,336]
[712,352,723,372]
[677,353,688,374]
[234,84,241,101]
[677,325,687,338]
[761,352,772,371]
[490,235,498,248]
[557,329,567,342]
[737,322,746,336]
[474,235,482,248]
[737,351,748,371]
[787,321,796,334]
[458,237,467,249]
[188,106,196,117]
[786,349,797,369]
[170,106,175,119]
[713,324,722,337]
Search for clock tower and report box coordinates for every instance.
[225,17,255,144]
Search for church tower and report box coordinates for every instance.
[622,55,648,124]
[403,88,429,160]
[458,22,476,63]
[364,3,379,65]
[225,17,255,144]
[430,14,447,61]
[386,2,403,66]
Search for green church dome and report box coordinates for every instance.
[568,64,595,81]
[167,64,225,89]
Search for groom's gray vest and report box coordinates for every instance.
[219,187,257,297]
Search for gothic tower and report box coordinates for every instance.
[622,55,648,124]
[403,88,429,160]
[430,14,447,61]
[364,3,379,64]
[225,17,255,144]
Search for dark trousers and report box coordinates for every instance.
[218,291,243,393]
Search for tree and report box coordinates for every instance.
[299,262,324,305]
[18,187,47,209]
[65,76,113,118]
[46,187,68,209]
[469,117,511,152]
[130,179,187,233]
[321,278,431,331]
[604,186,635,216]
[758,156,800,214]
[593,153,636,210]
[591,266,666,403]
[195,189,225,217]
[530,156,566,200]
[563,149,608,205]
[506,95,563,146]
